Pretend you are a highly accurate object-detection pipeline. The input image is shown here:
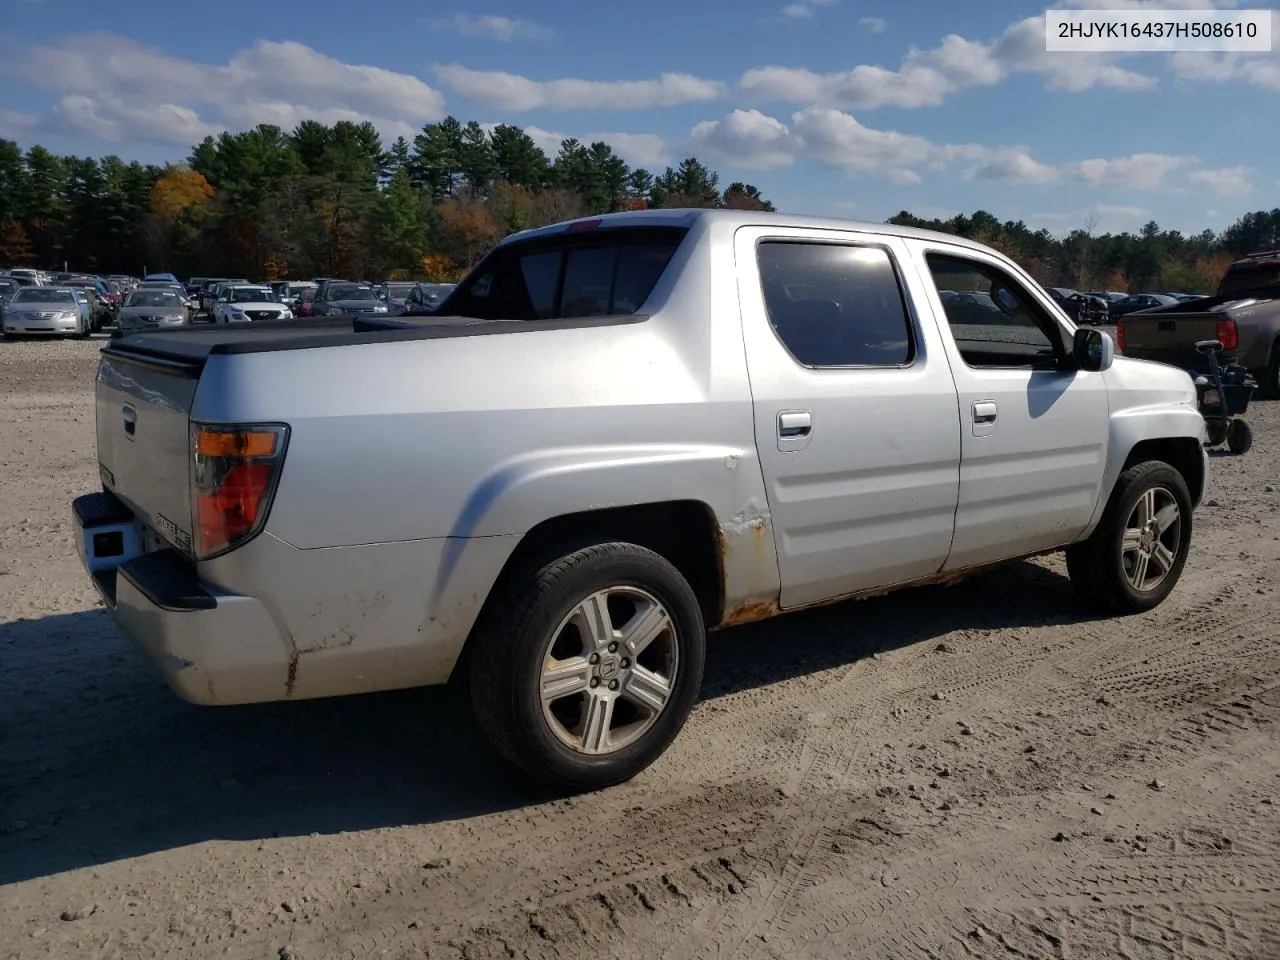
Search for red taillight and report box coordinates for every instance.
[1216,318,1237,351]
[191,424,288,558]
[1115,319,1125,351]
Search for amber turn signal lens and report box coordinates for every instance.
[195,429,277,458]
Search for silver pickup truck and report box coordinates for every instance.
[73,210,1208,791]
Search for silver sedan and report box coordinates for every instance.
[116,289,190,333]
[2,287,91,338]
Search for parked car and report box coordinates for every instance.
[1046,287,1109,325]
[2,286,92,338]
[376,281,418,314]
[201,279,247,315]
[71,209,1207,791]
[1116,248,1280,396]
[312,280,388,316]
[0,278,21,303]
[212,284,294,323]
[61,279,113,330]
[1108,293,1181,319]
[293,287,317,316]
[399,282,457,316]
[115,288,190,333]
[145,272,181,285]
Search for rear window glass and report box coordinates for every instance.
[440,227,686,321]
[1219,262,1280,298]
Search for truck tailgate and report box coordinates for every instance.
[1120,313,1221,368]
[95,347,200,554]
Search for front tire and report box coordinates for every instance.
[469,541,706,792]
[1066,461,1193,614]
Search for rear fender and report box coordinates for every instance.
[434,444,783,619]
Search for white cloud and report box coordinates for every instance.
[689,109,795,169]
[859,16,887,33]
[964,149,1059,185]
[740,12,1156,109]
[426,14,552,41]
[433,63,726,110]
[0,109,38,138]
[485,123,670,169]
[1070,153,1189,189]
[1024,204,1150,233]
[6,33,446,146]
[685,106,1202,194]
[1171,45,1280,91]
[782,0,836,19]
[49,95,220,144]
[1186,165,1254,196]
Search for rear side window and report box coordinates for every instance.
[1219,262,1280,298]
[757,241,914,367]
[440,227,686,321]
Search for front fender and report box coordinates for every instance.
[1081,404,1207,537]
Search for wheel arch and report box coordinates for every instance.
[448,500,727,686]
[1121,437,1205,508]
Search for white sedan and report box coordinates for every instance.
[212,285,295,324]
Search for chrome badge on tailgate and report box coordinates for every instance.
[154,513,192,553]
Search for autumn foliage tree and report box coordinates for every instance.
[0,121,1274,292]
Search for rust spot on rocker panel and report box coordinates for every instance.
[712,552,1055,632]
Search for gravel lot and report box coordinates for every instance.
[2,334,1279,959]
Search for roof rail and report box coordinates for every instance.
[1237,249,1280,262]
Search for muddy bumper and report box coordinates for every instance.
[73,492,291,705]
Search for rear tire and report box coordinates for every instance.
[1066,461,1192,615]
[469,541,706,792]
[1226,419,1253,455]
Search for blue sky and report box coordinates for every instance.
[0,0,1275,235]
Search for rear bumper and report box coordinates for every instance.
[73,492,291,705]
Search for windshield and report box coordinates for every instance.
[14,288,74,304]
[386,283,415,298]
[126,290,184,308]
[327,283,376,301]
[229,287,277,302]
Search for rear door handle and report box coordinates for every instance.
[778,410,812,437]
[972,400,998,424]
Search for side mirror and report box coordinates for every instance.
[1073,327,1114,372]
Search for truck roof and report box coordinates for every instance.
[497,207,997,255]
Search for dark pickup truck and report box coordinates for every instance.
[1117,250,1280,397]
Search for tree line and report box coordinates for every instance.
[888,208,1280,294]
[0,118,773,282]
[0,118,1276,290]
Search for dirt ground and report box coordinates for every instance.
[1,334,1278,960]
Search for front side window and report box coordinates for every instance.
[757,241,914,367]
[924,253,1063,369]
[440,227,686,322]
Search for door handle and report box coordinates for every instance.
[778,410,812,437]
[972,400,998,424]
